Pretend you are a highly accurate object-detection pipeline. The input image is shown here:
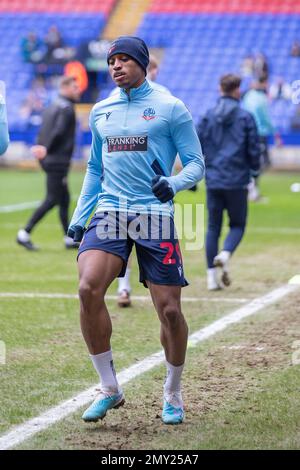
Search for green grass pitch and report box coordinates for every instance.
[0,168,300,449]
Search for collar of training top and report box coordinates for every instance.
[119,79,153,101]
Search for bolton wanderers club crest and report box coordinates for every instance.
[142,107,156,121]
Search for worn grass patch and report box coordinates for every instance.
[15,291,300,450]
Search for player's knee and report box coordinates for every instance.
[79,280,92,302]
[79,279,104,304]
[161,305,183,330]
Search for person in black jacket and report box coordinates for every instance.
[17,75,81,250]
[198,74,260,290]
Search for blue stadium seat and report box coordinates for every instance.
[136,12,300,131]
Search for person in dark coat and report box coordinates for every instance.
[198,74,260,290]
[17,75,81,250]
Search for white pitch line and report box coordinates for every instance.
[0,282,298,450]
[0,201,41,213]
[0,196,79,213]
[249,227,300,235]
[0,292,248,304]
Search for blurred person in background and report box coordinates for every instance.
[19,77,49,131]
[146,54,171,94]
[291,40,300,57]
[16,76,81,251]
[21,32,46,64]
[198,74,260,291]
[291,104,300,131]
[269,77,292,102]
[0,81,9,155]
[253,52,269,81]
[240,54,255,94]
[243,76,279,201]
[44,25,64,63]
[241,54,254,78]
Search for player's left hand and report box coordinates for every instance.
[151,175,174,203]
[67,225,85,242]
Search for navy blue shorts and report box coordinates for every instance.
[78,212,188,288]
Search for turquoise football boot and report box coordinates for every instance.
[162,391,184,425]
[82,389,125,422]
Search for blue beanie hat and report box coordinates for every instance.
[107,36,149,74]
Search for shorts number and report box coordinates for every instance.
[160,242,181,265]
[175,242,182,264]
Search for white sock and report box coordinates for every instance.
[164,360,184,394]
[17,229,30,242]
[207,268,219,289]
[118,268,131,294]
[90,350,120,393]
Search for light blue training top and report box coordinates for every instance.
[69,80,204,229]
[242,89,274,137]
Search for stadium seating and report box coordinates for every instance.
[1,0,300,135]
[150,0,300,14]
[136,1,300,131]
[0,0,116,14]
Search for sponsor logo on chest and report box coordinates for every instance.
[107,135,148,152]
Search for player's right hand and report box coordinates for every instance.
[31,145,47,160]
[151,175,174,203]
[67,225,85,242]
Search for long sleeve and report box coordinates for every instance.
[258,95,274,136]
[167,100,205,194]
[68,109,103,230]
[0,102,9,155]
[243,91,274,137]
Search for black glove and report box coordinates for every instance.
[67,225,85,242]
[151,176,174,203]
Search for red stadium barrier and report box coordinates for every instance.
[150,0,300,14]
[0,0,116,14]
